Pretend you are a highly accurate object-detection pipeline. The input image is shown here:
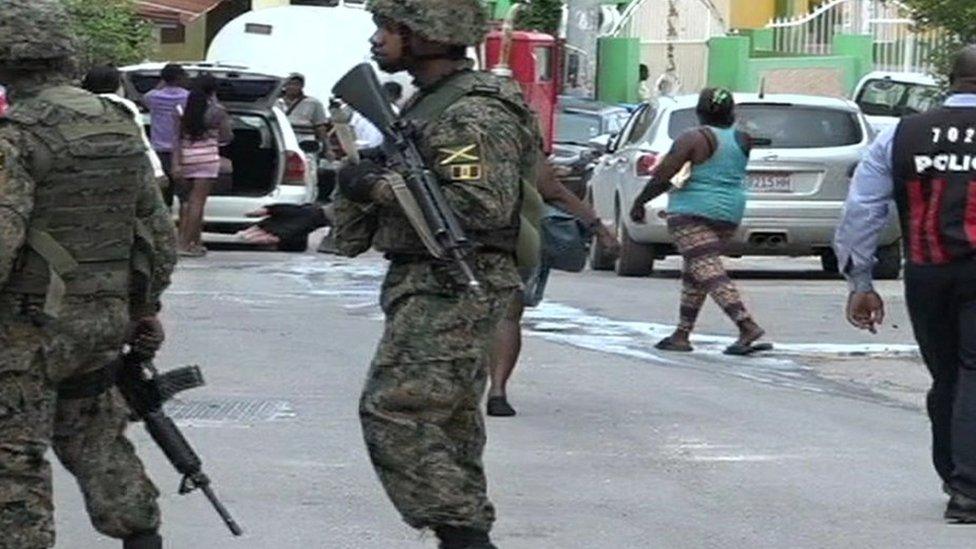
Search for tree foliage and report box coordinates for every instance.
[61,0,156,70]
[514,0,564,35]
[901,0,976,76]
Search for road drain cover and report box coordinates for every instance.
[164,398,295,423]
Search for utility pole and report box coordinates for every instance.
[563,0,602,98]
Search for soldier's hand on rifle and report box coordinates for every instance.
[127,315,165,355]
[337,159,394,203]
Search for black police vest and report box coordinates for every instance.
[892,105,976,265]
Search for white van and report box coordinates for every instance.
[206,4,415,103]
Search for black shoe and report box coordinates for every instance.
[435,525,497,549]
[486,396,516,417]
[945,491,976,523]
[123,532,162,549]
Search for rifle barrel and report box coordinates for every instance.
[201,483,244,536]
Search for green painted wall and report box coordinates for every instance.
[491,0,513,19]
[708,33,876,96]
[597,37,640,104]
[832,33,874,85]
[707,36,750,90]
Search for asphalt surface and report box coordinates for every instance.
[51,244,974,548]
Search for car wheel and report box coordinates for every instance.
[873,242,902,280]
[821,249,839,274]
[615,218,655,277]
[277,234,309,253]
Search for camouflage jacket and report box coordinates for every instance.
[334,69,541,259]
[0,86,177,318]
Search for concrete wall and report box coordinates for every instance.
[708,33,874,97]
[154,17,208,61]
[253,0,289,8]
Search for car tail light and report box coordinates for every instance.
[284,151,306,185]
[636,153,659,177]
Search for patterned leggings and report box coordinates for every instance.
[668,215,752,333]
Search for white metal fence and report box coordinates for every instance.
[611,0,727,94]
[766,0,952,74]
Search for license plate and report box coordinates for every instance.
[748,173,792,193]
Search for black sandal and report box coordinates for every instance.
[723,342,774,356]
[655,337,694,353]
[487,396,516,417]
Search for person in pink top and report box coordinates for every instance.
[171,74,232,257]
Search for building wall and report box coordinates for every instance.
[253,0,289,8]
[729,0,810,30]
[154,16,208,61]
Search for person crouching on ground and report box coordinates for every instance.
[629,88,769,356]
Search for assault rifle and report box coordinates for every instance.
[332,63,480,289]
[113,350,244,536]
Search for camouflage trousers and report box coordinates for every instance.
[0,296,160,548]
[360,259,516,533]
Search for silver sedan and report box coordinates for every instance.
[586,93,901,278]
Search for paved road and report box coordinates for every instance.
[52,247,973,548]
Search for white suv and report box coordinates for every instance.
[120,62,317,251]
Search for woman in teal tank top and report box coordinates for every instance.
[630,88,769,356]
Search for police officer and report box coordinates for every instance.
[835,45,976,523]
[332,0,539,547]
[0,1,177,547]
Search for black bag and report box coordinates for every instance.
[541,205,591,273]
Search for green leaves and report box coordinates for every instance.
[514,0,564,35]
[60,0,156,70]
[901,0,976,78]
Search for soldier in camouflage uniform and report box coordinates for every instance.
[331,0,543,547]
[0,1,177,548]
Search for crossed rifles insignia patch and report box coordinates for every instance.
[438,143,482,182]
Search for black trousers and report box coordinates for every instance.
[905,261,976,497]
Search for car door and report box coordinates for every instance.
[607,104,658,220]
[588,103,653,223]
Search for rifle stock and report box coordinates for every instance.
[333,64,480,289]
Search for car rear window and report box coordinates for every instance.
[856,79,943,117]
[129,73,280,104]
[668,105,863,148]
[556,112,604,143]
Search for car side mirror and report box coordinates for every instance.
[588,133,613,153]
[299,140,322,154]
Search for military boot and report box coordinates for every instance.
[945,491,976,523]
[435,525,497,549]
[123,532,162,549]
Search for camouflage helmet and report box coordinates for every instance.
[0,0,78,68]
[367,0,489,47]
